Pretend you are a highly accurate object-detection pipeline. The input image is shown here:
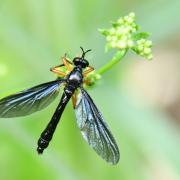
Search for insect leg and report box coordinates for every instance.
[50,64,67,77]
[83,66,94,77]
[62,55,73,71]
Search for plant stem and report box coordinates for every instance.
[97,49,128,75]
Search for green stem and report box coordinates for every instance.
[97,49,128,75]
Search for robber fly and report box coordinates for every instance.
[0,47,120,164]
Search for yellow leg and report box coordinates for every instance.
[83,79,91,85]
[50,64,64,70]
[62,55,73,71]
[50,65,67,77]
[83,66,94,77]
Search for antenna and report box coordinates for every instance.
[80,47,92,58]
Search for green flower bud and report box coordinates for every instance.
[106,35,112,41]
[145,40,152,47]
[147,54,153,60]
[84,72,102,87]
[129,12,135,18]
[110,28,116,35]
[144,48,151,54]
[117,41,126,49]
[100,12,153,60]
[127,40,134,48]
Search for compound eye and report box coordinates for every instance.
[86,60,89,67]
[83,59,89,68]
[73,57,80,66]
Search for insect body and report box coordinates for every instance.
[0,47,120,164]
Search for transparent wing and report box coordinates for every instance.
[0,79,64,118]
[75,88,120,164]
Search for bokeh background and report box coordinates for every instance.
[0,0,180,180]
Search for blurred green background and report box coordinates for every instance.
[0,0,180,180]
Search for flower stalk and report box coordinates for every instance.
[97,49,127,75]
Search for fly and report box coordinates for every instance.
[0,47,120,164]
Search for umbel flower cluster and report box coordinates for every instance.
[100,12,153,60]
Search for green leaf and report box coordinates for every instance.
[132,32,150,40]
[132,32,150,41]
[111,22,119,28]
[98,29,109,36]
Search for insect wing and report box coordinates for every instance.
[0,79,64,118]
[75,88,120,164]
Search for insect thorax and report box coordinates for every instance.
[67,68,83,88]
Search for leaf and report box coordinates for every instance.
[132,32,150,41]
[98,29,109,36]
[111,22,119,28]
